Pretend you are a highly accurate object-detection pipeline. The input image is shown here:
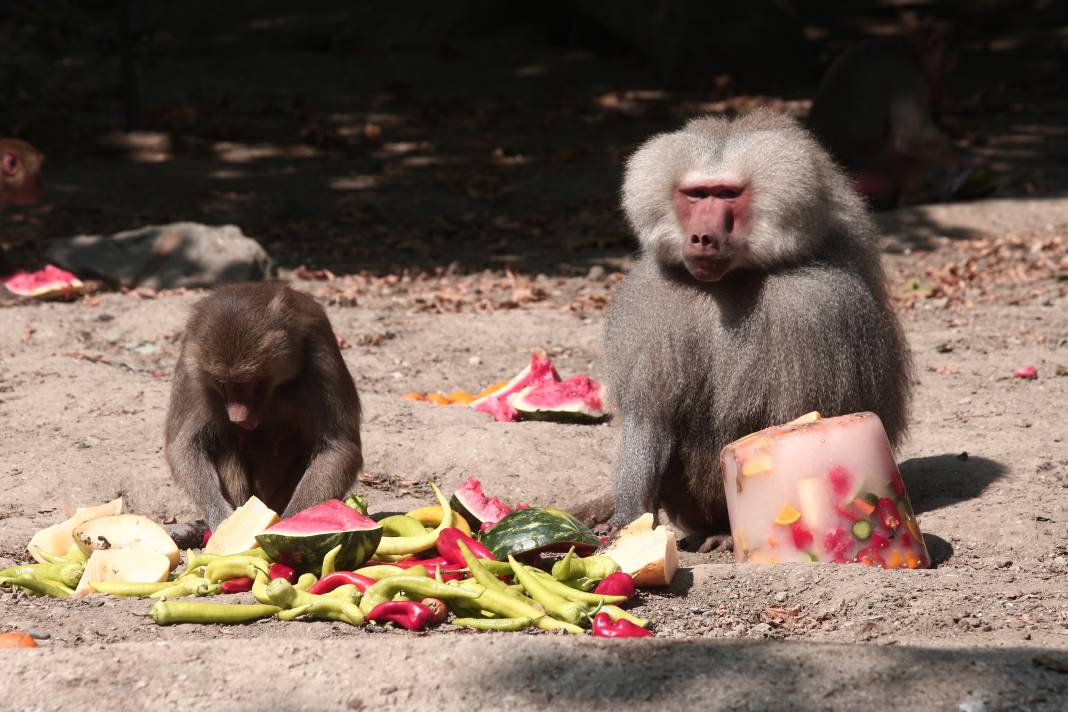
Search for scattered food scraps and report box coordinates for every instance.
[1014,365,1038,379]
[3,264,85,299]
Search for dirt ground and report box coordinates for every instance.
[2,4,1068,710]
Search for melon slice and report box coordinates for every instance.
[73,549,171,597]
[204,496,280,555]
[72,514,181,570]
[469,349,560,422]
[27,497,124,563]
[255,499,383,574]
[3,264,86,299]
[450,477,513,531]
[509,374,607,423]
[599,513,678,587]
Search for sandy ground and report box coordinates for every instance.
[3,5,1068,708]
[2,196,1067,710]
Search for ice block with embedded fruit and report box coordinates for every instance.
[721,412,929,568]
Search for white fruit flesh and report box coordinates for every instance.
[204,496,280,555]
[27,497,124,563]
[599,513,679,587]
[72,514,181,570]
[74,549,171,597]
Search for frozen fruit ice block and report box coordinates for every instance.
[721,412,929,568]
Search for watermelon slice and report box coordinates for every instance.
[255,500,382,574]
[3,264,86,299]
[479,507,601,561]
[450,477,513,531]
[509,374,606,423]
[469,349,559,422]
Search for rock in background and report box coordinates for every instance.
[46,223,273,290]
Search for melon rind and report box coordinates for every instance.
[27,497,124,563]
[598,513,679,587]
[508,376,607,424]
[255,499,383,574]
[72,514,181,570]
[73,549,171,597]
[479,507,601,560]
[469,349,560,422]
[204,496,280,555]
[450,477,513,529]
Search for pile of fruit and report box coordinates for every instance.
[1,479,677,638]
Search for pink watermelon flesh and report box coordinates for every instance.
[265,499,378,534]
[470,349,560,422]
[3,264,83,297]
[255,499,382,573]
[450,477,513,530]
[509,374,605,414]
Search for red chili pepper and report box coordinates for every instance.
[201,529,212,547]
[594,572,636,600]
[268,563,297,584]
[307,571,376,595]
[219,576,253,594]
[367,601,436,631]
[591,612,651,638]
[436,528,496,567]
[876,498,901,531]
[394,556,450,569]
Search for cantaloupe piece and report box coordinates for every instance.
[72,514,181,570]
[204,496,280,555]
[27,497,124,563]
[599,513,679,587]
[74,549,171,597]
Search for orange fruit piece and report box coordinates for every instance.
[425,393,451,406]
[773,503,801,526]
[478,381,509,397]
[446,391,477,405]
[401,392,426,402]
[0,632,38,648]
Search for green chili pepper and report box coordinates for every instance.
[204,556,269,583]
[265,579,365,626]
[0,562,82,588]
[378,514,428,537]
[531,569,627,606]
[323,584,362,604]
[27,547,87,566]
[598,604,650,628]
[320,545,342,577]
[463,586,584,635]
[252,571,272,604]
[90,581,173,597]
[456,541,517,597]
[150,601,281,625]
[452,617,533,632]
[374,483,452,556]
[150,577,220,599]
[2,573,75,598]
[551,548,620,582]
[508,556,589,626]
[355,564,427,580]
[295,573,318,591]
[359,575,480,615]
[478,560,514,576]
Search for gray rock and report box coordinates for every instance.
[46,223,273,290]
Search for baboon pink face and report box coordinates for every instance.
[673,178,751,282]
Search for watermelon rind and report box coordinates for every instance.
[479,507,601,560]
[450,477,512,529]
[255,500,383,574]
